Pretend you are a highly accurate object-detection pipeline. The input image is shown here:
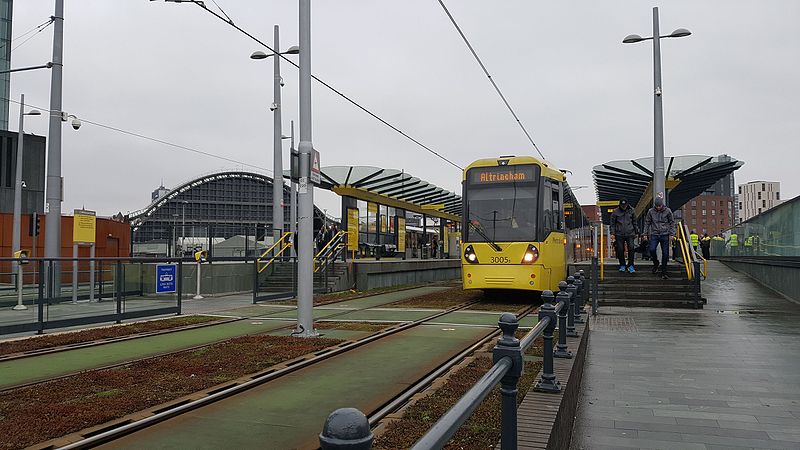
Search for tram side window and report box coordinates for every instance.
[542,181,553,237]
[552,185,563,231]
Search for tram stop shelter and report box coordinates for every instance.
[317,166,462,260]
[593,154,743,223]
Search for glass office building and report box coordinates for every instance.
[0,0,11,130]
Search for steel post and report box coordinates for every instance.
[319,407,373,450]
[493,313,523,450]
[44,0,65,297]
[13,265,26,310]
[11,94,24,277]
[295,0,318,337]
[177,260,183,314]
[573,273,585,324]
[72,243,78,303]
[115,261,122,324]
[89,244,95,302]
[554,282,572,359]
[290,120,297,258]
[272,25,285,245]
[193,262,203,300]
[591,256,599,315]
[534,291,560,393]
[37,260,45,334]
[652,6,666,204]
[565,276,578,337]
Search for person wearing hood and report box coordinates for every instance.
[644,196,676,279]
[610,199,638,273]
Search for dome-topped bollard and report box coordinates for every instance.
[319,407,374,450]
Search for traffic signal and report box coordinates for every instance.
[28,213,40,237]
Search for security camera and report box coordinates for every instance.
[655,87,662,97]
[71,118,82,130]
[269,103,278,111]
[279,76,285,87]
[20,180,26,188]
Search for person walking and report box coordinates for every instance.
[644,197,676,279]
[700,233,711,260]
[610,199,638,273]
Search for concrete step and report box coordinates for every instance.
[598,292,696,300]
[599,285,693,293]
[598,297,703,309]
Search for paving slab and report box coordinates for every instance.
[571,260,800,449]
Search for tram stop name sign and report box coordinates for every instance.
[156,264,177,294]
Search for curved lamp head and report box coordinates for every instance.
[669,28,692,38]
[250,51,268,60]
[622,34,646,43]
[285,45,300,55]
[25,109,41,116]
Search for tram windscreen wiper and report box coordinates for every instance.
[468,219,502,252]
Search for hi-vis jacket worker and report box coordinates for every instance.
[690,231,699,250]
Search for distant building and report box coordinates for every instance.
[151,183,169,202]
[581,205,601,224]
[0,130,46,214]
[738,181,782,223]
[676,169,737,237]
[0,0,11,130]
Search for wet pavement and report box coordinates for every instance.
[571,260,800,449]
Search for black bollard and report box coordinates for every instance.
[319,408,374,450]
[565,276,578,337]
[578,269,589,312]
[534,290,561,393]
[554,282,573,359]
[493,313,523,450]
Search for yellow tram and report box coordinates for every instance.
[461,155,571,294]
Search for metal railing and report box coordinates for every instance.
[315,231,345,273]
[257,232,293,273]
[317,271,593,450]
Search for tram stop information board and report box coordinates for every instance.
[73,209,96,244]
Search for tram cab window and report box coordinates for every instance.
[541,180,563,239]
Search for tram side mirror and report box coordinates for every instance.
[13,250,30,265]
[194,250,208,263]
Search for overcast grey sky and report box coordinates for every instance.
[8,1,800,217]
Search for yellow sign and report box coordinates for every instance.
[73,209,96,244]
[443,227,449,253]
[398,217,406,252]
[347,208,359,251]
[597,200,619,207]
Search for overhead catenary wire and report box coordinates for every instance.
[176,0,463,171]
[0,17,54,55]
[435,0,546,161]
[3,96,272,174]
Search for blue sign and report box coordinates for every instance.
[156,264,177,294]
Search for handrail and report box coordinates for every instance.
[676,222,693,280]
[314,231,346,273]
[319,275,592,450]
[257,232,293,273]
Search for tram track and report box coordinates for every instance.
[44,298,491,450]
[0,287,452,394]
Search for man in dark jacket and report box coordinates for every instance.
[610,199,638,273]
[644,196,676,279]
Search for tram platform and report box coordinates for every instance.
[571,260,800,449]
[352,258,460,290]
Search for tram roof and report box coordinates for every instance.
[593,154,744,217]
[317,166,462,221]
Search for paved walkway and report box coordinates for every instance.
[571,260,800,449]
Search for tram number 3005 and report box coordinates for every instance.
[490,257,511,264]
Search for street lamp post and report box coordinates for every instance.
[251,28,299,250]
[623,7,691,206]
[12,94,41,280]
[289,120,297,258]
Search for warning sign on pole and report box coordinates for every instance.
[73,209,96,244]
[311,149,321,185]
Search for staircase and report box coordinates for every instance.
[259,261,350,294]
[597,263,704,309]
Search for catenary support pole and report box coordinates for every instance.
[295,0,318,337]
[89,243,95,302]
[11,94,24,278]
[44,0,65,298]
[652,6,666,204]
[290,120,297,258]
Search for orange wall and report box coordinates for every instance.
[0,213,130,281]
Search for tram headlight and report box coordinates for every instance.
[464,245,479,264]
[521,244,539,264]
